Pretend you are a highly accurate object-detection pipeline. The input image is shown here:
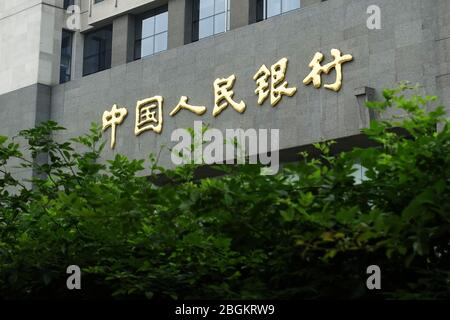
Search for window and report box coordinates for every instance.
[63,0,74,10]
[192,0,230,42]
[83,25,112,76]
[94,0,104,3]
[256,0,300,21]
[60,30,73,84]
[135,7,168,60]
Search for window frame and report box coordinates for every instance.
[82,25,113,77]
[60,29,74,84]
[134,5,169,60]
[256,0,301,22]
[192,0,231,42]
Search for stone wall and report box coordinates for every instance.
[1,0,449,174]
[50,0,447,168]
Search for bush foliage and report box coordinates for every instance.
[0,85,449,299]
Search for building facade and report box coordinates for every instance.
[1,0,450,178]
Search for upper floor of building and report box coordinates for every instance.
[0,0,325,95]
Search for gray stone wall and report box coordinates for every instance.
[50,0,447,168]
[1,0,450,173]
[0,84,51,181]
[436,0,450,112]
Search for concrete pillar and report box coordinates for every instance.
[35,84,52,126]
[168,0,186,48]
[34,84,52,180]
[111,14,135,67]
[72,31,84,79]
[230,0,250,30]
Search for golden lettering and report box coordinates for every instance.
[102,104,128,149]
[254,58,297,106]
[170,96,207,117]
[303,49,353,92]
[213,75,246,117]
[135,96,164,135]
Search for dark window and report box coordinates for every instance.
[192,0,230,42]
[83,25,113,76]
[94,0,104,3]
[63,0,75,10]
[256,0,300,22]
[60,30,73,84]
[135,6,168,60]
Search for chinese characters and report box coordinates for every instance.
[170,96,207,117]
[135,96,164,136]
[303,49,353,92]
[101,49,353,149]
[102,104,128,149]
[253,57,297,107]
[213,75,246,117]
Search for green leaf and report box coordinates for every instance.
[402,189,435,221]
[281,208,295,222]
[336,207,357,224]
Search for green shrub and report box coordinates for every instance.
[1,84,449,299]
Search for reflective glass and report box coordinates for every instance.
[200,0,214,19]
[214,12,226,34]
[142,16,155,38]
[199,16,214,38]
[267,0,281,18]
[215,0,226,14]
[282,0,300,12]
[155,11,168,34]
[154,32,168,53]
[141,37,154,57]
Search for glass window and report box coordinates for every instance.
[82,25,112,76]
[283,0,300,12]
[257,0,300,21]
[135,7,168,60]
[60,30,73,84]
[267,0,282,18]
[192,0,230,42]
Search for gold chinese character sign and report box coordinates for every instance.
[135,96,164,135]
[102,104,128,149]
[213,75,246,117]
[254,57,297,106]
[170,96,207,117]
[303,49,353,92]
[100,49,354,149]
